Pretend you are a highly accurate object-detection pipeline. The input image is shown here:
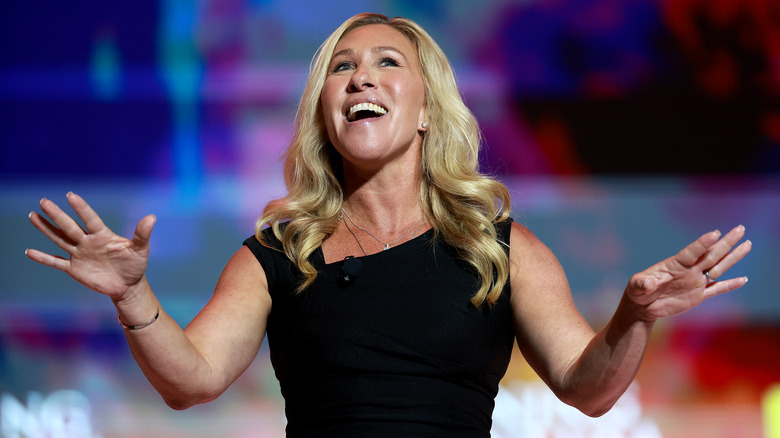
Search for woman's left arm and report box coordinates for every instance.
[509,223,751,417]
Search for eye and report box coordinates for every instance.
[331,61,353,73]
[379,57,399,67]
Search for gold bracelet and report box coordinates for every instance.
[118,308,160,330]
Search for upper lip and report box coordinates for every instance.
[342,97,389,119]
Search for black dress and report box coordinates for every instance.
[243,219,516,437]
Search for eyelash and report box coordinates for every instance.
[379,57,399,67]
[331,57,400,73]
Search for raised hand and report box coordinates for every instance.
[626,225,752,322]
[26,192,156,301]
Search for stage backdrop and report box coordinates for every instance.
[2,1,779,437]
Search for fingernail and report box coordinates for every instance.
[28,211,34,219]
[24,249,28,255]
[744,276,749,283]
[714,229,721,237]
[40,197,47,205]
[66,191,73,198]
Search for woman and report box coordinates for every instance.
[26,13,751,437]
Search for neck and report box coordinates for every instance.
[342,172,424,236]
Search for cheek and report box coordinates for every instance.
[320,81,342,115]
[405,95,427,127]
[415,80,427,111]
[398,77,426,116]
[321,111,339,147]
[319,85,341,136]
[319,98,332,122]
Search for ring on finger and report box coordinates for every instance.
[704,270,715,283]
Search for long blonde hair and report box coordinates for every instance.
[257,13,511,306]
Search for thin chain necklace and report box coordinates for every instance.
[342,216,367,256]
[340,208,426,252]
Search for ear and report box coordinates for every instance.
[418,108,429,132]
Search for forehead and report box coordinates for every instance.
[333,24,416,57]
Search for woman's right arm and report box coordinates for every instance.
[26,193,271,409]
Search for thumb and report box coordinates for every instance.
[639,275,657,292]
[132,214,157,247]
[626,272,657,304]
[629,272,656,292]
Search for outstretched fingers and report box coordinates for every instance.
[703,245,752,287]
[672,225,750,296]
[675,229,721,267]
[702,275,749,300]
[37,197,86,244]
[27,193,112,272]
[66,192,107,235]
[698,225,749,280]
[627,226,751,321]
[25,248,70,272]
[28,210,76,253]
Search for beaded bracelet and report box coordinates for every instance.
[118,308,160,330]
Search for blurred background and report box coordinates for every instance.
[1,0,778,437]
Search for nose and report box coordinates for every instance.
[347,64,375,92]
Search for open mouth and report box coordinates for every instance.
[346,102,388,122]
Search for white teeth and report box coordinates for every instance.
[347,102,388,120]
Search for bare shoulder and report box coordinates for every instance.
[506,221,578,324]
[508,222,561,274]
[208,245,272,323]
[508,221,540,248]
[217,245,270,296]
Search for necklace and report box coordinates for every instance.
[342,216,367,256]
[340,208,426,252]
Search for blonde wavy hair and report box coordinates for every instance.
[256,13,511,306]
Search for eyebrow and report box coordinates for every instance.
[331,46,406,60]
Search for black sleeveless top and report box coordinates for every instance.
[243,219,515,437]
